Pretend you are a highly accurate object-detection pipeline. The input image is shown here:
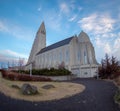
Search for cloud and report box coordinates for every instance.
[113,37,120,58]
[1,49,28,58]
[0,21,8,32]
[0,55,27,68]
[0,49,28,66]
[78,13,115,35]
[95,37,111,54]
[104,43,111,54]
[114,37,120,49]
[0,54,18,63]
[45,13,61,31]
[68,15,77,22]
[0,49,28,60]
[77,13,120,60]
[95,37,104,48]
[0,19,34,41]
[60,2,70,14]
[0,54,14,63]
[95,34,120,60]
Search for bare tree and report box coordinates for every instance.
[58,61,65,69]
[18,58,25,70]
[0,62,4,69]
[7,61,10,68]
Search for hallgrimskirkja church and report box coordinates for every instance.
[25,22,98,78]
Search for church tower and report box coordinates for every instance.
[27,22,46,66]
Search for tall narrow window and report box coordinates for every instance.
[66,49,69,63]
[41,54,43,67]
[49,53,51,65]
[43,54,45,67]
[77,51,80,61]
[54,52,56,63]
[89,50,93,63]
[44,54,46,65]
[59,51,62,62]
[84,51,87,64]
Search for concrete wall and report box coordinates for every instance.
[35,44,70,70]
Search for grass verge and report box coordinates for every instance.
[0,72,85,102]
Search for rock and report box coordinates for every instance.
[21,83,38,95]
[11,84,20,89]
[42,84,55,90]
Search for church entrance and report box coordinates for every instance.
[71,68,80,77]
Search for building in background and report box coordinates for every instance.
[26,22,98,78]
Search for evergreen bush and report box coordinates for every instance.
[22,68,71,76]
[99,54,120,79]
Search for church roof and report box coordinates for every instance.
[37,36,74,55]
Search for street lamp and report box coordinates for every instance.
[30,63,32,76]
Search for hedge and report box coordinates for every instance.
[13,68,72,76]
[0,70,52,82]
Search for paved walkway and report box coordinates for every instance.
[0,78,120,111]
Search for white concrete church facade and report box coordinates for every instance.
[26,22,98,78]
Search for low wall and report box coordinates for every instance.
[32,75,75,81]
[47,75,74,81]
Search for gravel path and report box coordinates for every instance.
[0,78,119,111]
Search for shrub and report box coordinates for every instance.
[114,88,120,104]
[7,73,15,80]
[0,70,52,82]
[19,68,71,76]
[18,74,32,81]
[0,67,71,81]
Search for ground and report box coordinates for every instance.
[114,76,120,86]
[0,76,120,111]
[0,73,85,101]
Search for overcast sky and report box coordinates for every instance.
[0,0,120,67]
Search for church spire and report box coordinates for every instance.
[27,21,46,65]
[37,21,46,35]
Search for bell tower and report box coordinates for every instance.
[27,21,46,65]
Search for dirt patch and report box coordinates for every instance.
[0,73,85,102]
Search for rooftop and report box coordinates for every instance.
[37,36,74,55]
